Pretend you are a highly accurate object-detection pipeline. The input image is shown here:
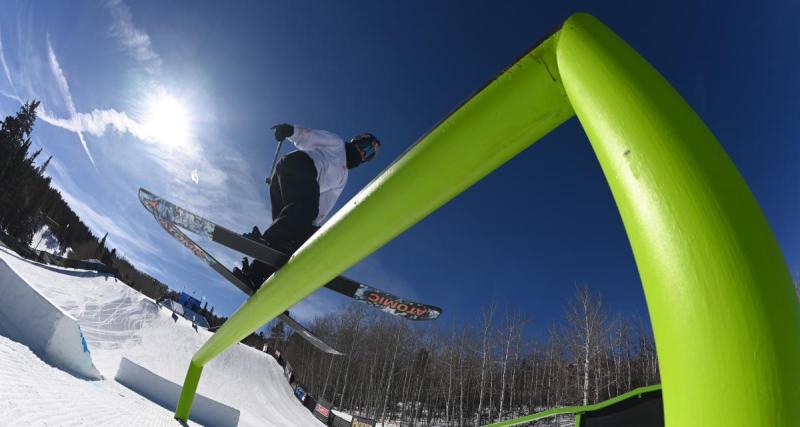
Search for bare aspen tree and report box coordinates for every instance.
[411,347,429,425]
[488,359,494,422]
[458,324,467,427]
[564,285,606,405]
[379,323,403,422]
[272,286,659,426]
[474,302,496,425]
[497,312,528,422]
[337,308,365,408]
[444,324,458,425]
[508,338,519,419]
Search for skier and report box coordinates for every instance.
[234,123,381,289]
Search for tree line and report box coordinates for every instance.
[277,285,660,426]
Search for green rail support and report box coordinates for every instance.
[484,384,662,427]
[175,13,800,426]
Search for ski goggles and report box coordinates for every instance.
[351,133,380,162]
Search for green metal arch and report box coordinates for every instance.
[174,13,800,426]
[558,13,800,425]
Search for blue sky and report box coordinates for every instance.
[0,1,797,336]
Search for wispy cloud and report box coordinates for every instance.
[1,11,249,193]
[39,105,148,140]
[2,53,152,167]
[0,26,14,88]
[0,26,22,104]
[44,34,94,165]
[105,0,161,74]
[40,33,181,164]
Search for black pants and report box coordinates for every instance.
[262,150,320,249]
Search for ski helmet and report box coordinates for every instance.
[349,133,380,162]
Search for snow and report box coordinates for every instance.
[0,253,101,379]
[332,409,353,422]
[115,357,239,427]
[0,246,324,426]
[29,225,61,255]
[0,333,182,425]
[331,409,387,427]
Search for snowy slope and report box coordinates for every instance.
[0,253,101,380]
[0,246,323,426]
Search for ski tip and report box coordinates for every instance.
[138,188,160,215]
[138,187,153,201]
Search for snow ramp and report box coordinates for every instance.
[0,245,324,426]
[0,249,101,380]
[116,357,239,427]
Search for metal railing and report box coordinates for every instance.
[174,13,800,426]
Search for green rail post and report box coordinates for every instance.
[174,361,202,419]
[174,33,574,421]
[174,13,800,426]
[557,14,800,426]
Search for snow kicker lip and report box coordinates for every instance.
[115,357,240,427]
[0,249,103,380]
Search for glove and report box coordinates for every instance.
[271,123,294,142]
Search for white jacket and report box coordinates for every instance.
[287,126,348,225]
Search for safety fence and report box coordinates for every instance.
[263,345,376,427]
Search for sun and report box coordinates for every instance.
[142,92,191,148]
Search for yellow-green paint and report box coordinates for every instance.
[174,361,202,420]
[484,384,662,427]
[174,13,800,426]
[174,30,574,422]
[557,13,800,426]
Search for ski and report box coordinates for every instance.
[147,211,344,355]
[139,188,442,321]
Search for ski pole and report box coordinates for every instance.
[265,138,284,185]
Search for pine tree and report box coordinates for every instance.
[0,100,44,243]
[37,155,52,175]
[95,232,108,258]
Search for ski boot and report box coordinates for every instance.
[242,226,264,242]
[233,257,257,289]
[244,258,276,292]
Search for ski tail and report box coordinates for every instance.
[349,283,443,321]
[279,313,344,356]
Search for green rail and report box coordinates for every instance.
[484,384,662,427]
[175,22,573,422]
[175,13,800,426]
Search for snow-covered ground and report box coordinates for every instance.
[0,245,324,426]
[29,225,62,255]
